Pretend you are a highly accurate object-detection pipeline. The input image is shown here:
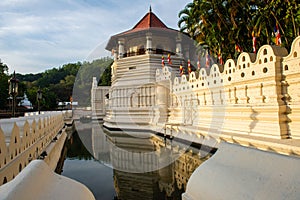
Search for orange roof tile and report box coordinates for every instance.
[132,7,168,29]
[105,7,180,50]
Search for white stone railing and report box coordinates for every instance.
[0,111,65,185]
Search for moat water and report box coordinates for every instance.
[61,122,213,200]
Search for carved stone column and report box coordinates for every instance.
[146,32,153,54]
[118,39,125,59]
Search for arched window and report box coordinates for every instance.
[284,65,289,71]
[294,51,298,58]
[3,177,7,184]
[19,163,22,172]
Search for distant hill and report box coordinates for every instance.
[17,57,113,110]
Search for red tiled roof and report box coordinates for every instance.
[112,8,173,37]
[105,8,179,50]
[132,8,168,29]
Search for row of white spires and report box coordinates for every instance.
[152,36,300,140]
[158,36,299,85]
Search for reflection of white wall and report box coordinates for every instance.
[91,124,111,164]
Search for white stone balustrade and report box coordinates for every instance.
[0,111,65,185]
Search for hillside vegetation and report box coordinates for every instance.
[0,57,113,111]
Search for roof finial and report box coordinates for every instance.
[149,5,152,12]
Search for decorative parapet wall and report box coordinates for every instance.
[282,36,300,139]
[155,36,300,140]
[155,65,174,82]
[153,66,174,124]
[0,112,65,185]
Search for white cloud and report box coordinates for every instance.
[0,0,191,74]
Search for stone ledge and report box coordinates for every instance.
[155,124,300,157]
[0,160,95,200]
[183,142,300,200]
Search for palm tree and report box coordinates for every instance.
[178,0,300,61]
[178,2,201,39]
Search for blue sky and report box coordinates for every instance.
[0,0,191,74]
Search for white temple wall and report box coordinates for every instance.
[159,41,294,140]
[101,35,300,142]
[104,52,183,129]
[282,36,300,139]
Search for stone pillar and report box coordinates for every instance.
[92,77,97,88]
[141,87,145,107]
[118,39,125,59]
[146,32,153,54]
[112,48,118,61]
[151,86,155,106]
[176,36,183,58]
[184,45,190,59]
[91,77,97,112]
[117,89,121,107]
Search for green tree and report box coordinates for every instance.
[98,61,112,86]
[73,57,113,106]
[0,60,9,109]
[179,0,300,60]
[20,57,113,110]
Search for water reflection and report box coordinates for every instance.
[66,129,93,160]
[61,129,116,200]
[63,122,213,200]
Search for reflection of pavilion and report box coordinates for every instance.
[76,122,211,199]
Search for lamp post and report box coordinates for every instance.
[37,87,42,114]
[8,71,19,117]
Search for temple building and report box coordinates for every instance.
[88,7,300,199]
[92,6,300,154]
[92,7,195,130]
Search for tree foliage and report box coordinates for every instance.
[178,0,300,60]
[73,57,113,106]
[0,60,9,109]
[5,57,112,110]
